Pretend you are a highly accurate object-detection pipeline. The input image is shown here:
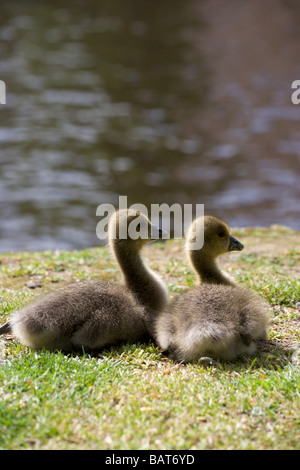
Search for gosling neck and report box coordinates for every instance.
[112,241,168,315]
[188,249,234,286]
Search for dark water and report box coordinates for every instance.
[0,0,300,252]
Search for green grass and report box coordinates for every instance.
[0,230,300,450]
[0,345,299,450]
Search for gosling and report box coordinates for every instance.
[0,209,168,352]
[155,215,269,362]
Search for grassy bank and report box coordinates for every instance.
[0,226,299,450]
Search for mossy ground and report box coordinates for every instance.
[0,226,299,450]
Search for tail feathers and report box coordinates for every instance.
[0,321,12,335]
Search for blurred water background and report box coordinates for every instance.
[0,0,300,252]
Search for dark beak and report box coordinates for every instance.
[228,236,244,252]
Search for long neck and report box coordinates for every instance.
[112,241,168,316]
[188,250,234,286]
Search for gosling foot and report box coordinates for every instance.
[198,356,215,366]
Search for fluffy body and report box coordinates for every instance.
[11,281,148,352]
[155,215,269,362]
[1,209,168,351]
[156,284,268,362]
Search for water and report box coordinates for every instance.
[0,0,300,252]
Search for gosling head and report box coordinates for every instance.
[186,215,244,258]
[108,209,166,251]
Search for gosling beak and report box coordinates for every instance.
[151,225,168,240]
[228,236,244,252]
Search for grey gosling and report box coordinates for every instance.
[155,215,269,362]
[0,209,168,351]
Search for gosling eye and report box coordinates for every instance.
[218,231,227,238]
